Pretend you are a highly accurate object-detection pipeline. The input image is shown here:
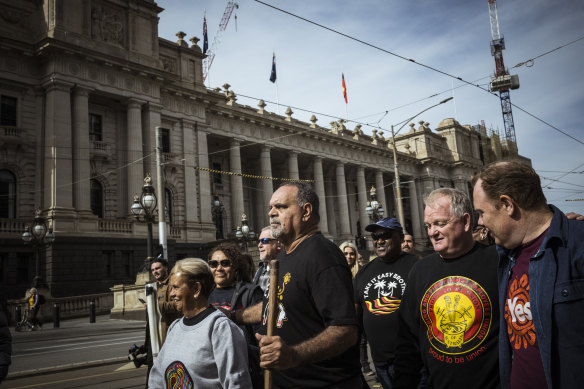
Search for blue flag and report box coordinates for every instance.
[203,16,208,54]
[269,54,277,83]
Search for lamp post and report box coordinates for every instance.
[365,186,385,222]
[211,196,225,240]
[390,97,453,228]
[22,209,55,288]
[235,213,255,253]
[131,173,158,271]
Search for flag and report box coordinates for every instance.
[269,53,277,83]
[342,73,348,103]
[203,16,208,54]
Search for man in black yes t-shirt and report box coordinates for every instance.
[231,183,362,389]
[393,188,500,389]
[353,217,418,389]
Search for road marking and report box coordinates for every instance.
[6,366,146,389]
[18,336,143,352]
[13,338,143,357]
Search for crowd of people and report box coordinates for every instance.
[140,160,583,389]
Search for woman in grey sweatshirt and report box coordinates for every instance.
[148,258,252,388]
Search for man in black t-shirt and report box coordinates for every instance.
[394,188,500,389]
[231,182,362,388]
[354,217,418,389]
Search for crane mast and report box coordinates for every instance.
[488,0,519,144]
[203,1,238,82]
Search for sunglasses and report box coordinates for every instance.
[208,259,232,269]
[371,231,394,241]
[257,238,276,245]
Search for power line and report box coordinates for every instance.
[512,35,584,69]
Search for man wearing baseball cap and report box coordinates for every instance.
[353,217,419,389]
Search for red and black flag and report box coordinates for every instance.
[342,73,348,103]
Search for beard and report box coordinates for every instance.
[270,217,282,238]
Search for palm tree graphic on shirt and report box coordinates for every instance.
[374,280,398,298]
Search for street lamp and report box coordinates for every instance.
[365,186,384,221]
[235,213,255,252]
[131,173,158,271]
[211,196,225,240]
[389,97,453,227]
[22,209,55,288]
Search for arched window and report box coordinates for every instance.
[90,179,103,218]
[165,188,173,225]
[0,170,16,218]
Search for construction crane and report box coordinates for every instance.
[203,1,238,82]
[488,0,519,144]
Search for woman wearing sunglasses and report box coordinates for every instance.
[148,258,252,388]
[207,242,263,388]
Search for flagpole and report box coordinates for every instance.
[276,81,280,115]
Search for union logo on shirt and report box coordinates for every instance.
[505,274,536,350]
[421,276,492,355]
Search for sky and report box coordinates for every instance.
[156,0,584,214]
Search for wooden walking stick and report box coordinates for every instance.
[264,259,279,389]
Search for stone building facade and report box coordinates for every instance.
[0,0,527,299]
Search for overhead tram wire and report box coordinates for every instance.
[512,35,584,69]
[253,0,584,147]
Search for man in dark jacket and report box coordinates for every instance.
[473,160,584,389]
[151,258,181,344]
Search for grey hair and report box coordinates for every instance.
[425,188,472,220]
[279,182,320,222]
[170,258,214,298]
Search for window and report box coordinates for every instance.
[160,128,170,153]
[89,114,102,141]
[90,179,103,218]
[212,162,222,184]
[122,251,132,277]
[16,253,30,283]
[0,95,17,126]
[165,188,173,225]
[0,170,16,218]
[104,251,114,277]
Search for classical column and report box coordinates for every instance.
[197,126,212,224]
[126,99,144,206]
[43,80,74,213]
[408,179,424,241]
[375,171,391,217]
[182,120,199,224]
[230,138,244,232]
[142,102,162,176]
[325,176,338,238]
[260,145,273,225]
[335,162,352,239]
[313,157,329,235]
[356,167,369,236]
[72,86,92,214]
[288,151,299,180]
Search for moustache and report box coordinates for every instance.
[270,217,281,225]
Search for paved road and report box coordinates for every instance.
[4,361,146,389]
[7,315,146,378]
